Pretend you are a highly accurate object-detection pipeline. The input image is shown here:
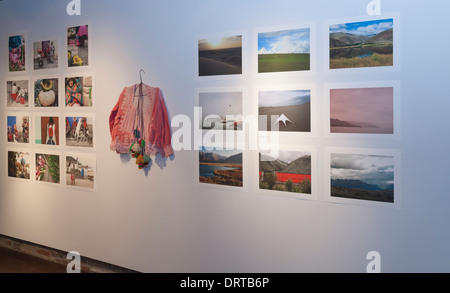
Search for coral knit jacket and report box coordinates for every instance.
[109,84,174,158]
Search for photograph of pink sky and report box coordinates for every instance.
[330,87,394,134]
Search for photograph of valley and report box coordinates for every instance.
[258,27,310,73]
[330,153,395,203]
[199,149,243,187]
[259,89,311,132]
[198,35,242,76]
[259,150,311,194]
[330,87,394,134]
[329,18,393,69]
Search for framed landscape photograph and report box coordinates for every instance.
[67,24,89,67]
[35,152,61,185]
[197,31,244,78]
[65,76,94,107]
[6,79,29,108]
[198,147,243,188]
[34,115,60,146]
[258,27,310,73]
[258,88,311,133]
[33,39,58,70]
[9,34,26,72]
[327,16,398,71]
[7,149,31,180]
[197,89,243,132]
[65,153,96,190]
[65,116,94,148]
[325,147,401,208]
[7,114,30,144]
[34,77,59,108]
[259,149,313,197]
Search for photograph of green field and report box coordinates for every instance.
[329,18,393,69]
[258,28,310,73]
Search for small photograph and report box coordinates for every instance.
[199,91,243,131]
[331,153,395,203]
[259,89,311,132]
[6,80,29,107]
[329,18,393,69]
[35,153,60,184]
[259,150,311,194]
[33,40,58,70]
[34,78,59,107]
[65,76,93,107]
[7,115,30,144]
[34,116,60,146]
[65,116,94,148]
[65,154,96,189]
[198,35,242,76]
[8,150,31,180]
[67,25,89,67]
[258,27,310,73]
[199,148,243,187]
[9,35,25,72]
[330,87,394,134]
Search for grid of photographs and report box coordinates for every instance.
[5,25,96,191]
[195,15,400,208]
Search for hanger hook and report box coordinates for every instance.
[139,69,145,84]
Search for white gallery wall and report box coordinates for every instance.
[0,0,449,273]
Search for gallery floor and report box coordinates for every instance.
[0,247,67,273]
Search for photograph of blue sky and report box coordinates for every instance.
[259,90,310,107]
[330,19,393,36]
[258,28,310,54]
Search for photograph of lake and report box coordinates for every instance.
[199,149,243,187]
[259,89,311,132]
[258,27,310,73]
[329,18,393,69]
[331,153,395,203]
[198,35,242,76]
[330,87,394,134]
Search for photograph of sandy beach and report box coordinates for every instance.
[198,35,242,76]
[329,18,393,69]
[258,27,310,73]
[199,148,243,187]
[259,89,311,132]
[330,87,393,134]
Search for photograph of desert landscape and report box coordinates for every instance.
[259,150,311,194]
[199,148,243,187]
[258,27,310,73]
[199,91,243,131]
[330,153,395,203]
[329,18,393,69]
[198,35,242,76]
[330,87,394,134]
[259,89,311,132]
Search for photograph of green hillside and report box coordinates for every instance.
[331,153,394,203]
[329,18,393,69]
[259,150,311,194]
[258,28,310,73]
[198,35,242,76]
[199,148,243,187]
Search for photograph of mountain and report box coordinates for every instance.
[330,153,395,203]
[198,35,242,76]
[330,87,394,134]
[258,27,310,73]
[259,90,311,132]
[259,150,311,194]
[329,18,393,69]
[199,148,243,187]
[199,91,243,131]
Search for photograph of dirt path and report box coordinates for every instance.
[258,28,310,73]
[198,35,242,76]
[329,18,393,69]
